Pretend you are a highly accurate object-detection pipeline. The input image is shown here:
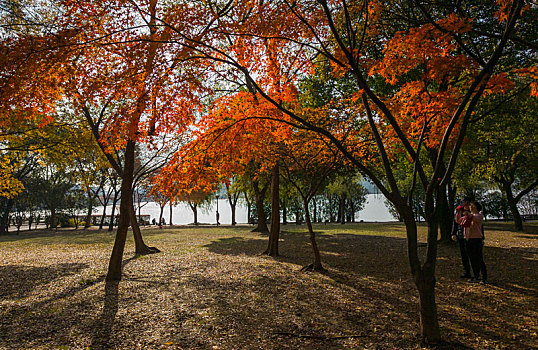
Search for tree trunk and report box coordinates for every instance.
[339,194,346,224]
[0,198,14,234]
[158,204,164,226]
[264,164,280,256]
[99,202,107,230]
[502,181,524,231]
[401,200,441,343]
[85,192,93,229]
[251,180,268,233]
[437,185,452,242]
[169,201,173,226]
[244,191,252,224]
[72,214,79,230]
[350,200,355,223]
[189,202,198,225]
[304,197,323,271]
[226,188,238,226]
[108,191,119,232]
[106,140,136,281]
[50,209,57,230]
[416,268,441,343]
[129,202,159,255]
[421,192,441,342]
[230,202,236,225]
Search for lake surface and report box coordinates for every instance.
[95,194,396,225]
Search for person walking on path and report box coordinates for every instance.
[452,197,472,279]
[458,201,488,284]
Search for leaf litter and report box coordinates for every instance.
[0,222,536,349]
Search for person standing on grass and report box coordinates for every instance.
[452,197,472,279]
[458,201,488,284]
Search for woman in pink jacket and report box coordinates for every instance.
[461,201,488,284]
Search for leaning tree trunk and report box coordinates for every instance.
[189,202,198,225]
[99,201,108,230]
[251,180,269,233]
[129,202,159,255]
[303,197,323,271]
[502,181,524,231]
[264,164,280,256]
[106,140,136,281]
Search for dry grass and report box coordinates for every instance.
[0,221,536,349]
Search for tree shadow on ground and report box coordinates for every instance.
[0,263,88,299]
[204,231,537,349]
[0,229,117,245]
[90,281,120,350]
[1,226,535,349]
[0,255,140,349]
[483,221,538,234]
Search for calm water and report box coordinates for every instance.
[94,194,396,225]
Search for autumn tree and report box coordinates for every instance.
[157,0,532,342]
[224,177,241,226]
[467,88,538,230]
[279,130,342,270]
[56,0,208,280]
[0,117,83,233]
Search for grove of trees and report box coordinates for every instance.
[1,0,537,344]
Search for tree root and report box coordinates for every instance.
[136,246,161,256]
[273,332,366,340]
[300,263,326,272]
[261,250,279,257]
[251,227,269,234]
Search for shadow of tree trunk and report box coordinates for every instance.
[91,281,119,349]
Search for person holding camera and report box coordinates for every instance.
[453,197,472,279]
[460,201,488,284]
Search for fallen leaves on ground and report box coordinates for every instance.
[0,222,536,349]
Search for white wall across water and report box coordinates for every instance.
[94,193,396,225]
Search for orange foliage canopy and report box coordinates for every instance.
[0,30,78,130]
[58,0,206,155]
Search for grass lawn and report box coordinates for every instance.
[0,222,536,349]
